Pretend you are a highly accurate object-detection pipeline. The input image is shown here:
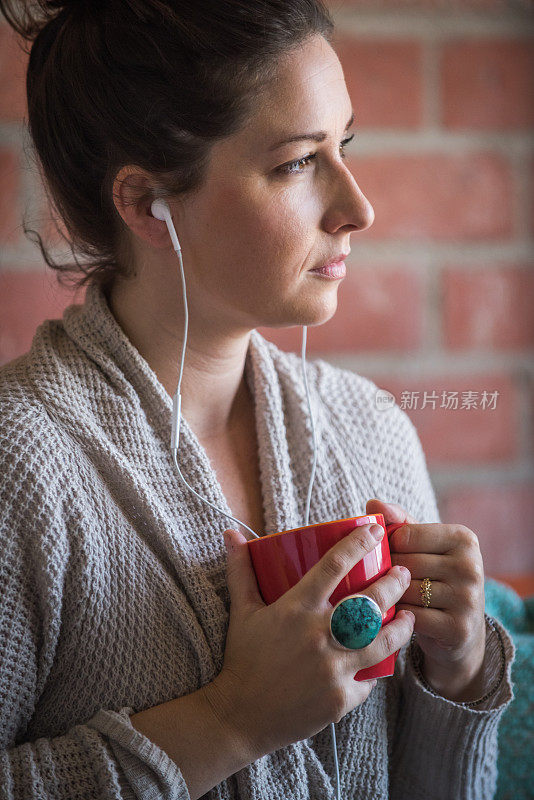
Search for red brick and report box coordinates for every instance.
[332,37,423,128]
[0,146,23,244]
[0,25,28,122]
[0,270,85,365]
[372,373,518,465]
[350,152,514,240]
[440,483,534,575]
[529,369,534,458]
[443,265,534,350]
[441,40,534,131]
[493,575,534,598]
[260,264,423,354]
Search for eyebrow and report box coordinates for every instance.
[268,112,355,152]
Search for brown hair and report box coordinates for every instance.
[0,0,335,290]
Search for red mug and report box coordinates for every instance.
[247,513,405,681]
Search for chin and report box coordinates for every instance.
[306,288,340,326]
[286,293,339,329]
[252,282,340,329]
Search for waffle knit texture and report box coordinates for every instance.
[0,282,515,800]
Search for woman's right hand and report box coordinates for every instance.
[203,523,415,759]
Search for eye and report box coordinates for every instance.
[276,133,355,176]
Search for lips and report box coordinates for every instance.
[310,261,346,278]
[311,252,350,271]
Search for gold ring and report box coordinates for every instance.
[420,577,432,608]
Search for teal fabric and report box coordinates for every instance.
[484,578,534,800]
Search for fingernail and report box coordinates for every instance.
[404,611,416,624]
[370,524,384,540]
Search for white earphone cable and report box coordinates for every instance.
[300,328,341,800]
[154,199,342,800]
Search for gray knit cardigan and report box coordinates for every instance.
[0,281,515,800]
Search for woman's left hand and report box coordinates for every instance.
[366,498,487,702]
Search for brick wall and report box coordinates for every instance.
[0,2,533,583]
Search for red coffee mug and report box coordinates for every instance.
[247,513,405,681]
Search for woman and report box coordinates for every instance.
[0,1,515,799]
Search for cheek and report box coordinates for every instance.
[206,184,311,262]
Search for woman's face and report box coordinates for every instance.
[172,34,374,332]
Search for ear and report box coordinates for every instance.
[112,166,172,250]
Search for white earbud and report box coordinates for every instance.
[151,198,182,253]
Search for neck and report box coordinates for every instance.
[105,275,254,440]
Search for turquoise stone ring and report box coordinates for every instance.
[330,594,382,650]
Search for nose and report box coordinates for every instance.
[322,161,375,235]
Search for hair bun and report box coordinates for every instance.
[0,0,87,42]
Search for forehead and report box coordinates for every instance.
[248,35,350,137]
[215,35,350,154]
[200,35,352,182]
